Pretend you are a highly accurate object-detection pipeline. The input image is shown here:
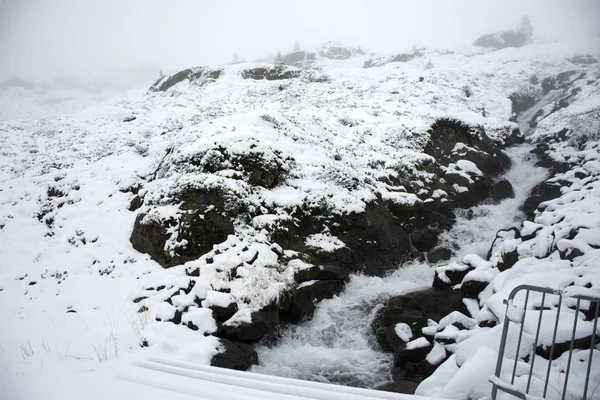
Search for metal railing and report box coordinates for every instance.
[491,285,600,400]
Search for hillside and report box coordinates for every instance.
[1,37,599,399]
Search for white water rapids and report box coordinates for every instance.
[251,142,547,388]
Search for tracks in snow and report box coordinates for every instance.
[118,357,441,400]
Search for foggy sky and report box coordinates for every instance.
[1,0,599,82]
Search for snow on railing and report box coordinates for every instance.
[491,285,600,400]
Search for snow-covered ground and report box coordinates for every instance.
[1,36,599,399]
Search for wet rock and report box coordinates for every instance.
[522,181,563,221]
[427,247,453,263]
[433,264,474,289]
[460,280,489,298]
[491,179,515,202]
[375,380,420,395]
[280,280,344,323]
[392,341,434,381]
[410,229,439,252]
[373,288,467,352]
[221,308,280,342]
[210,302,239,323]
[210,339,258,370]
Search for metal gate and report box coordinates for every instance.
[491,284,600,400]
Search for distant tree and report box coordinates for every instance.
[518,15,533,40]
[274,50,284,67]
[425,60,434,70]
[293,40,301,52]
[302,51,310,70]
[159,70,165,78]
[232,53,240,64]
[411,44,418,53]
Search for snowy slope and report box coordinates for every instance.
[1,37,599,399]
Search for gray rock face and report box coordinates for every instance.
[241,66,301,80]
[473,30,528,49]
[149,67,222,92]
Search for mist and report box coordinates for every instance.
[1,0,599,82]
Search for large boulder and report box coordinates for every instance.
[280,280,344,322]
[211,339,258,370]
[130,188,236,268]
[373,288,467,352]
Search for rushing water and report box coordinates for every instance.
[251,143,547,388]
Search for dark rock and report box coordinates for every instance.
[559,246,585,261]
[221,308,279,343]
[129,195,143,212]
[473,30,527,50]
[373,288,467,352]
[510,93,537,118]
[123,116,136,122]
[281,280,344,323]
[536,334,600,361]
[410,229,439,252]
[522,181,563,221]
[427,247,453,263]
[541,71,579,95]
[425,118,511,177]
[486,227,520,258]
[497,248,519,271]
[392,342,433,381]
[210,339,258,371]
[210,302,239,322]
[433,265,474,289]
[241,66,301,80]
[272,200,412,277]
[130,188,236,268]
[460,280,489,298]
[375,380,420,395]
[491,179,515,202]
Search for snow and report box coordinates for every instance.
[1,35,600,399]
[305,233,346,252]
[394,323,414,342]
[406,337,430,350]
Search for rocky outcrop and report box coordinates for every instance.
[241,66,301,80]
[149,67,222,92]
[130,188,236,268]
[473,30,527,50]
